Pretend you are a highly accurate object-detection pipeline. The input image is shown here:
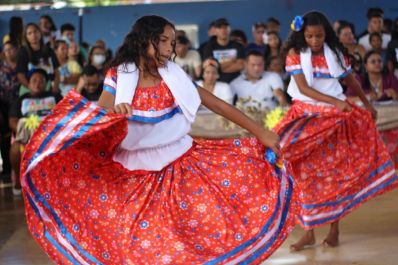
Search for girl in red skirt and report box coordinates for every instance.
[20,15,299,264]
[278,11,397,251]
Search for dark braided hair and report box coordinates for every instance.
[109,15,176,77]
[283,11,348,70]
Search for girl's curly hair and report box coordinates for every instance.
[109,15,176,76]
[283,11,348,69]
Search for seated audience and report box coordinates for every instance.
[246,22,267,54]
[54,40,82,96]
[75,65,103,103]
[203,18,245,83]
[230,50,287,110]
[175,35,202,80]
[346,50,398,101]
[9,69,62,194]
[196,58,233,109]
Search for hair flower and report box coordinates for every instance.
[290,15,304,32]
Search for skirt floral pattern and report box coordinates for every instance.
[380,129,398,169]
[21,92,298,265]
[275,100,398,229]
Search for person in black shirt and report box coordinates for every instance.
[246,22,267,54]
[9,68,61,194]
[203,18,245,83]
[198,21,217,60]
[16,23,60,95]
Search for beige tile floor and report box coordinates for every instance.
[0,187,397,265]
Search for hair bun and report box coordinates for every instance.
[290,15,304,32]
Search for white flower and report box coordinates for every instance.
[141,240,151,249]
[174,242,185,251]
[241,147,249,154]
[188,219,198,228]
[90,210,99,218]
[108,209,116,218]
[62,178,70,187]
[197,203,207,213]
[240,185,248,194]
[77,180,86,189]
[161,255,172,264]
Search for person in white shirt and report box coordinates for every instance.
[230,50,287,110]
[175,35,202,80]
[358,8,391,51]
[196,58,233,112]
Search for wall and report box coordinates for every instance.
[0,0,397,52]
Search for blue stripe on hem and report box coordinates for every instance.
[239,175,294,264]
[26,193,82,265]
[25,103,106,264]
[27,174,103,265]
[299,174,397,227]
[302,160,394,209]
[26,107,105,263]
[204,169,293,264]
[59,110,106,151]
[45,231,81,265]
[28,98,86,167]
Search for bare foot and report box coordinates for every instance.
[290,230,315,251]
[323,231,339,247]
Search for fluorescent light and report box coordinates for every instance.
[52,1,67,9]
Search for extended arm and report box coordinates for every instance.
[198,86,280,154]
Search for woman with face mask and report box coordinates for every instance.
[88,45,106,80]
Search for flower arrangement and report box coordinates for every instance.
[264,107,286,130]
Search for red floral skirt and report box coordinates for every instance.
[21,92,298,265]
[380,129,398,169]
[275,100,397,230]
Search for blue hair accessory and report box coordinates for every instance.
[290,15,304,32]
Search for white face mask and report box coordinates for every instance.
[262,32,269,44]
[61,35,71,45]
[93,54,106,66]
